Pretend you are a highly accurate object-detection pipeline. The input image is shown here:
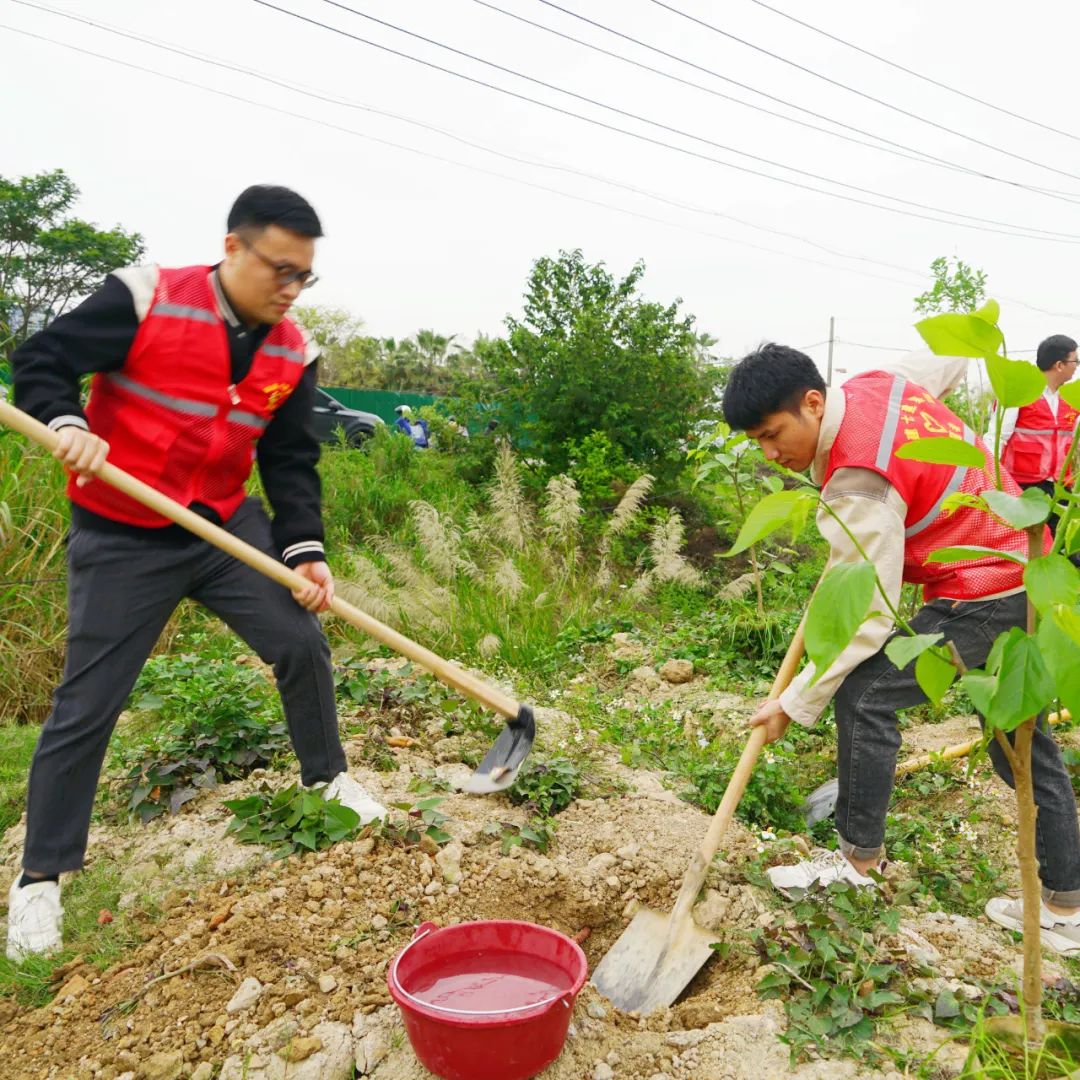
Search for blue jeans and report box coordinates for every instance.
[834,591,1080,905]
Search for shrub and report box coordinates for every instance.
[225,782,360,854]
[113,651,290,822]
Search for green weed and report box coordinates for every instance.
[224,782,361,855]
[112,650,290,822]
[508,757,582,817]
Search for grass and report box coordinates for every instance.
[0,855,149,1007]
[0,435,69,724]
[0,724,39,837]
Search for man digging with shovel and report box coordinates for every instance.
[722,344,1080,954]
[7,185,387,961]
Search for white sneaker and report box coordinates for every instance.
[6,877,63,961]
[321,773,387,825]
[985,896,1080,955]
[766,848,878,897]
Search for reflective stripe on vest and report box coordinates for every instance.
[875,377,907,471]
[108,372,217,416]
[262,343,304,364]
[108,374,268,430]
[149,302,218,325]
[904,426,977,538]
[227,409,268,430]
[1013,427,1057,436]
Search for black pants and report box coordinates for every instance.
[23,499,346,874]
[833,591,1080,904]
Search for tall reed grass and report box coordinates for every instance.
[0,435,69,723]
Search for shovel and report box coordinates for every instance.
[801,707,1072,826]
[0,399,533,794]
[591,626,807,1015]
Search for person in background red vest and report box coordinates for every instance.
[723,345,1080,954]
[8,186,387,961]
[992,333,1079,531]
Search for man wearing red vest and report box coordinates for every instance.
[8,186,386,960]
[723,345,1080,953]
[993,333,1079,528]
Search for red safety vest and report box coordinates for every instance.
[71,265,308,528]
[1000,394,1079,485]
[825,371,1046,601]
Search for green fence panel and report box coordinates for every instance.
[320,387,438,425]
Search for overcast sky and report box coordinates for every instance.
[4,0,1079,378]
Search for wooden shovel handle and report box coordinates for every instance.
[669,623,807,924]
[0,399,520,720]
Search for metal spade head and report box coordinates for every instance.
[801,777,839,826]
[590,907,719,1015]
[462,704,536,794]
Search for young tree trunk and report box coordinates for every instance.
[1016,524,1046,1045]
[1012,717,1043,1045]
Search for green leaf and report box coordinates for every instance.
[1038,605,1080,719]
[915,312,1002,359]
[1024,555,1080,616]
[292,827,318,851]
[916,646,958,705]
[962,671,998,717]
[724,490,817,557]
[804,562,877,684]
[884,632,944,670]
[935,988,961,1020]
[1059,381,1080,411]
[984,354,1046,409]
[973,299,1000,326]
[894,437,985,468]
[985,629,1054,731]
[323,802,361,831]
[862,989,906,1010]
[925,545,1026,566]
[983,487,1051,529]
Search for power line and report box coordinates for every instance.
[743,0,1080,145]
[0,21,934,291]
[2,0,931,280]
[647,0,1080,186]
[469,0,1080,207]
[269,0,1080,242]
[8,7,1080,321]
[532,0,1078,202]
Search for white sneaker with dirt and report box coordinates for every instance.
[6,878,63,961]
[321,773,387,825]
[985,896,1080,955]
[766,848,878,897]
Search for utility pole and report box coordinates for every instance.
[826,316,835,386]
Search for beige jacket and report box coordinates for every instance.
[777,351,1020,727]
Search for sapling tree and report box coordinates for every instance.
[728,300,1080,1048]
[688,421,792,616]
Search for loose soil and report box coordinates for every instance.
[0,675,1056,1080]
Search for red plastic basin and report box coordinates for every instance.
[388,920,588,1080]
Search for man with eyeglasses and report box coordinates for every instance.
[991,333,1079,535]
[8,185,387,960]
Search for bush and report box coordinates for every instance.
[508,757,582,817]
[113,650,290,821]
[225,782,360,854]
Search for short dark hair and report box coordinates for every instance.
[1036,333,1077,371]
[722,343,826,430]
[227,185,323,238]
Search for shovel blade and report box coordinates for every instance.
[462,704,536,794]
[590,908,719,1015]
[801,778,839,826]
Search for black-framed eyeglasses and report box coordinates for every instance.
[241,237,319,289]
